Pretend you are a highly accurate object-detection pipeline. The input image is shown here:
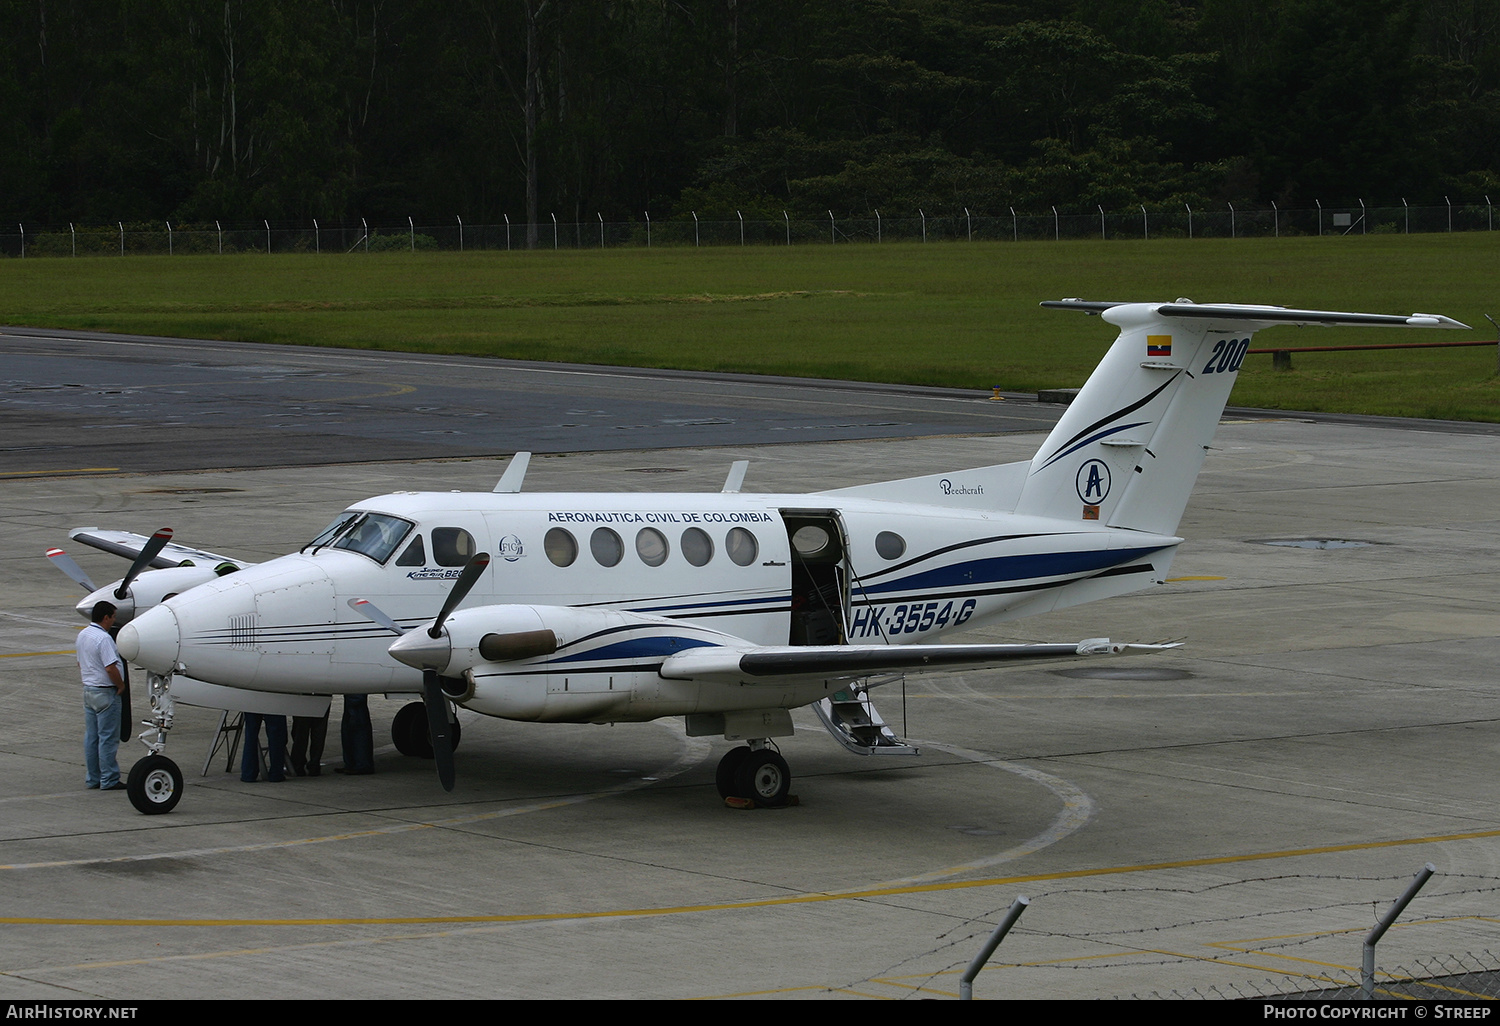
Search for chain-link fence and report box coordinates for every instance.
[1145,950,1500,1000]
[3,202,1496,257]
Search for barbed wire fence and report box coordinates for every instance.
[2,201,1496,258]
[831,870,1500,1000]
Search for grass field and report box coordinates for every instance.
[3,234,1497,421]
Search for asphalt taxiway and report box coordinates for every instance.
[0,326,1060,476]
[2,350,1498,999]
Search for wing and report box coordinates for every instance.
[68,528,253,570]
[659,638,1178,686]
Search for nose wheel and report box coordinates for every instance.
[715,745,792,808]
[127,754,183,815]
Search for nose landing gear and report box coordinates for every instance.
[127,671,183,815]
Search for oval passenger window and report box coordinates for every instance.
[875,531,906,560]
[591,527,624,567]
[545,528,577,567]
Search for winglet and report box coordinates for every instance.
[493,452,532,493]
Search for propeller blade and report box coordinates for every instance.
[115,528,174,600]
[46,548,96,591]
[422,669,456,792]
[428,552,490,639]
[347,597,408,636]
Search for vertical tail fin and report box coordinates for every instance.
[1014,301,1469,536]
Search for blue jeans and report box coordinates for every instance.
[84,687,122,788]
[241,713,288,782]
[340,695,374,773]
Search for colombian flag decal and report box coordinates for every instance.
[1147,335,1172,357]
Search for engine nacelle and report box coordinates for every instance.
[75,565,224,625]
[387,604,743,723]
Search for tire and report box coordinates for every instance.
[733,750,791,807]
[391,701,461,758]
[127,755,183,815]
[391,701,432,758]
[715,746,752,798]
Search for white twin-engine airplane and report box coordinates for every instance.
[50,300,1468,815]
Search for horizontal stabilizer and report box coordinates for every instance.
[1041,299,1470,330]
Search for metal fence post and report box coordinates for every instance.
[1446,195,1453,232]
[828,209,834,244]
[875,209,881,243]
[314,218,320,253]
[1228,203,1235,238]
[960,896,1031,1000]
[1363,864,1436,1000]
[216,220,222,254]
[1141,204,1148,240]
[459,215,465,252]
[119,221,124,256]
[1317,199,1323,236]
[694,210,700,247]
[1403,198,1409,234]
[551,213,557,249]
[737,210,744,246]
[1359,198,1366,234]
[1051,205,1057,241]
[920,208,927,242]
[1098,204,1105,240]
[597,212,603,248]
[645,211,651,248]
[1272,200,1278,237]
[70,222,76,257]
[783,210,788,246]
[18,223,23,258]
[265,219,271,254]
[167,221,172,255]
[1010,206,1017,241]
[966,206,972,241]
[1186,202,1193,239]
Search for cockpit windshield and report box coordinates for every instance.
[304,511,414,565]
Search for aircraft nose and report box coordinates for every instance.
[116,604,181,675]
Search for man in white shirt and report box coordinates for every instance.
[78,601,127,791]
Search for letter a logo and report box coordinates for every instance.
[1075,459,1112,503]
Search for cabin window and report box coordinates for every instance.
[636,527,669,567]
[681,527,713,567]
[329,513,413,564]
[431,527,476,567]
[395,535,426,566]
[875,531,906,560]
[591,527,624,567]
[544,528,578,567]
[726,527,758,567]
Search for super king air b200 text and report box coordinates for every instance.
[49,299,1470,814]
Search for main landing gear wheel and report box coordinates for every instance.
[127,754,183,815]
[715,746,752,798]
[391,701,461,759]
[735,750,791,808]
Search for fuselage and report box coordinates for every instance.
[119,488,1179,722]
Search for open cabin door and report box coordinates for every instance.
[778,509,851,647]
